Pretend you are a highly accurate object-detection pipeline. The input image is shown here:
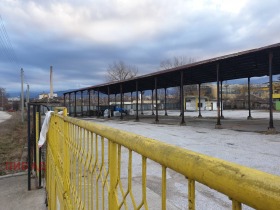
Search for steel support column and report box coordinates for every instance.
[198,84,202,118]
[120,83,123,120]
[164,88,168,116]
[136,81,139,121]
[268,52,275,132]
[152,89,155,115]
[63,94,66,107]
[247,77,253,120]
[131,92,133,110]
[216,63,222,128]
[74,92,77,117]
[108,87,110,118]
[141,91,144,115]
[97,89,100,118]
[37,105,42,188]
[69,93,71,116]
[155,77,159,122]
[88,90,91,116]
[32,105,36,174]
[180,71,185,125]
[81,91,83,116]
[220,81,224,119]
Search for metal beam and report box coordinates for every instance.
[81,91,83,116]
[88,90,91,116]
[69,93,71,116]
[155,77,159,123]
[120,84,123,120]
[164,88,168,116]
[136,81,139,121]
[97,89,100,118]
[247,77,253,120]
[220,81,224,119]
[268,52,275,132]
[152,89,154,115]
[198,84,202,118]
[141,91,144,115]
[180,71,185,125]
[74,92,77,117]
[108,87,110,118]
[216,63,222,128]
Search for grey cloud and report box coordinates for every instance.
[1,0,280,93]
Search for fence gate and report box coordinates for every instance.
[27,102,50,191]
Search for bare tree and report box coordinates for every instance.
[106,60,138,82]
[159,56,197,100]
[160,56,196,70]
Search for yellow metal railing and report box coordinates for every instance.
[46,108,280,210]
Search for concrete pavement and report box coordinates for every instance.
[0,173,47,210]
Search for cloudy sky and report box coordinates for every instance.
[0,0,280,94]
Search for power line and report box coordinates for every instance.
[0,15,19,65]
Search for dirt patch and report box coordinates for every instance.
[0,112,27,175]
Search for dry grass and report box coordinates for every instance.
[0,112,27,175]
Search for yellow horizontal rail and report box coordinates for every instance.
[47,110,280,210]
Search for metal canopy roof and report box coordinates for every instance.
[65,42,280,95]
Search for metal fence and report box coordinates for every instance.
[27,102,50,190]
[46,107,280,210]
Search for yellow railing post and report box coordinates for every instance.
[63,108,70,209]
[109,141,118,210]
[188,178,195,210]
[232,199,242,210]
[45,109,280,210]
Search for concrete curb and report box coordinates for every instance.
[0,172,27,180]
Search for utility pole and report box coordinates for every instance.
[50,66,53,99]
[21,68,24,122]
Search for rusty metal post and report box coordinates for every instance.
[247,77,253,120]
[198,84,202,118]
[69,93,71,116]
[164,88,168,116]
[152,89,155,115]
[27,103,31,190]
[155,77,159,122]
[268,52,275,132]
[220,81,224,119]
[74,91,77,117]
[108,86,110,118]
[37,105,42,188]
[97,89,100,118]
[81,91,83,116]
[32,105,36,172]
[88,89,91,116]
[131,92,133,110]
[141,91,144,115]
[180,71,185,125]
[216,63,222,128]
[63,93,66,107]
[120,83,123,120]
[136,81,139,121]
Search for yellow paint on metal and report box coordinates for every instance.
[188,179,195,210]
[232,199,242,210]
[45,108,280,210]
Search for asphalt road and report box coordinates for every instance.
[0,111,11,123]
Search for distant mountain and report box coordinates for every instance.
[7,75,280,99]
[7,89,75,99]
